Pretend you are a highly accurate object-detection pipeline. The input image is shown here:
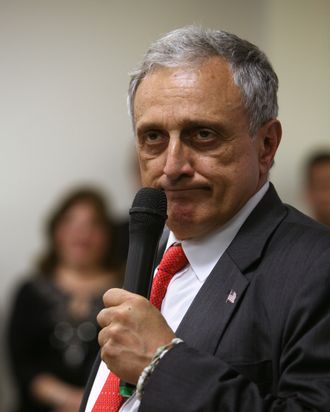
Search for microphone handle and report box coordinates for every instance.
[122,230,161,297]
[120,228,163,397]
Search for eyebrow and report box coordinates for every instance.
[136,118,227,133]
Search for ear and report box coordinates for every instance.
[257,119,282,176]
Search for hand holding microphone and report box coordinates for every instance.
[97,288,175,385]
[96,188,175,385]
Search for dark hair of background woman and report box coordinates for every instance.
[37,187,121,276]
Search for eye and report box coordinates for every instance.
[138,129,168,154]
[188,127,221,149]
[196,129,214,140]
[144,130,164,143]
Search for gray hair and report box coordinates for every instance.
[128,26,278,136]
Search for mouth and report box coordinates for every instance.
[163,186,210,192]
[164,187,211,199]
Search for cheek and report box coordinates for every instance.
[139,156,164,185]
[203,150,259,197]
[91,233,108,253]
[54,227,70,251]
[194,152,233,189]
[194,143,238,177]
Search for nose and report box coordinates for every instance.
[163,136,194,182]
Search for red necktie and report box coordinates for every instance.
[149,243,188,310]
[92,243,188,411]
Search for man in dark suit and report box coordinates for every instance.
[81,26,330,411]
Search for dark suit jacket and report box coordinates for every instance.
[81,184,330,411]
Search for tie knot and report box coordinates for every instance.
[157,243,188,276]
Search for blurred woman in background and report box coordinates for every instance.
[7,187,123,412]
[304,150,330,227]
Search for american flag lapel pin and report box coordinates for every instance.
[226,289,237,304]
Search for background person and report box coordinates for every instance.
[81,26,330,412]
[304,150,330,227]
[7,187,123,412]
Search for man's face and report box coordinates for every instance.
[307,161,330,226]
[134,57,275,239]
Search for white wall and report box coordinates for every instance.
[266,0,330,211]
[0,1,266,408]
[0,0,266,309]
[0,0,329,408]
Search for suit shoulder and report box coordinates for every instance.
[277,204,330,250]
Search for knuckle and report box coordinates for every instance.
[97,308,108,327]
[100,345,110,363]
[127,293,145,308]
[100,338,118,362]
[108,322,121,339]
[112,306,129,323]
[98,327,108,347]
[103,289,113,306]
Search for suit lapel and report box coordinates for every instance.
[176,184,287,355]
[79,353,101,412]
[175,252,249,353]
[226,184,287,273]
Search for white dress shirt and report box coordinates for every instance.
[85,183,269,412]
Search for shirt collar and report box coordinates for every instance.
[166,182,269,282]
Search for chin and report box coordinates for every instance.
[167,215,199,240]
[167,201,208,233]
[167,209,224,240]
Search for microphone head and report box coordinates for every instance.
[129,187,167,234]
[130,187,167,218]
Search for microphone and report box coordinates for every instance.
[123,187,167,296]
[120,187,167,397]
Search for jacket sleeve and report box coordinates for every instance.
[139,249,330,412]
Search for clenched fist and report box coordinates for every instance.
[97,288,176,384]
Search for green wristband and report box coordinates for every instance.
[120,381,136,397]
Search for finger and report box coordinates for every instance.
[98,325,123,358]
[98,325,111,348]
[103,288,135,307]
[97,307,116,328]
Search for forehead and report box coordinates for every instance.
[133,57,244,127]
